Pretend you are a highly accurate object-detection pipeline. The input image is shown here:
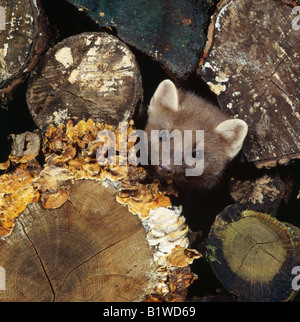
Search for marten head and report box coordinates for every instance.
[145,80,248,190]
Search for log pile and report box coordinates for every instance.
[196,0,300,302]
[0,24,200,301]
[65,0,215,80]
[0,0,299,302]
[0,114,200,302]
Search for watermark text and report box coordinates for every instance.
[292,266,300,291]
[292,6,300,30]
[0,266,5,291]
[0,6,5,30]
[96,122,204,177]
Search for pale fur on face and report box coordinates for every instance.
[145,79,248,190]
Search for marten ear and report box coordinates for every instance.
[215,119,248,159]
[149,79,179,112]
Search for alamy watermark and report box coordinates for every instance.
[0,264,298,294]
[0,6,5,30]
[96,122,204,177]
[0,266,5,291]
[292,266,300,291]
[292,6,300,30]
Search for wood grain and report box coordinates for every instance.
[0,180,154,302]
[26,32,143,129]
[205,205,300,302]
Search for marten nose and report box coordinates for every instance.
[158,163,175,176]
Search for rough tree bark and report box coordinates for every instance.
[0,0,48,106]
[198,0,300,168]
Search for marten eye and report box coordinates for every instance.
[159,130,169,142]
[192,149,203,159]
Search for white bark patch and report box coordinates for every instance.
[231,175,280,205]
[207,82,226,95]
[55,47,74,68]
[68,67,80,84]
[74,35,135,95]
[215,1,231,31]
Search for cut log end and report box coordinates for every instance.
[230,172,286,215]
[205,205,300,302]
[0,180,154,302]
[26,32,143,130]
